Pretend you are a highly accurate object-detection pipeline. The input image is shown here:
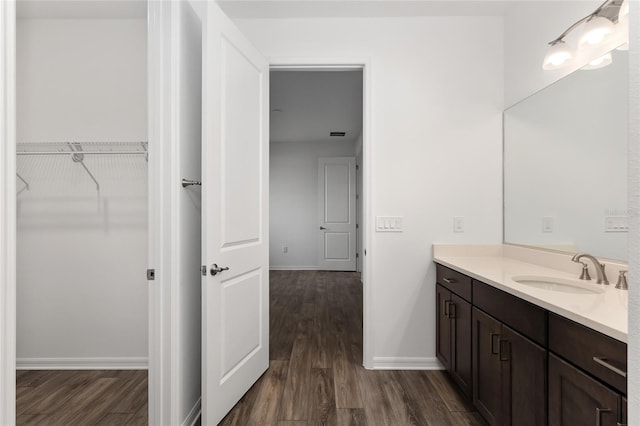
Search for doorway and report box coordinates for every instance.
[269,69,363,273]
[267,65,369,364]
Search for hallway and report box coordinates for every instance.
[220,270,485,425]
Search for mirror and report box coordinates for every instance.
[504,49,628,261]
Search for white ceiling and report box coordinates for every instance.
[216,0,554,19]
[17,0,147,19]
[15,0,576,21]
[270,70,363,144]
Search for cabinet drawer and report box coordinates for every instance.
[473,280,546,346]
[549,353,621,426]
[549,313,627,394]
[436,264,472,302]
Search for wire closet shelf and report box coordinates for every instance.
[16,141,148,191]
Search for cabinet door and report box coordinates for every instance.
[450,292,472,399]
[472,308,503,425]
[436,284,451,370]
[620,397,627,426]
[501,325,547,426]
[549,354,620,426]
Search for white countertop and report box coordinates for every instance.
[433,246,628,343]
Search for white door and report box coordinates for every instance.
[201,3,269,424]
[317,157,357,271]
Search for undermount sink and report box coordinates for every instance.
[511,275,605,294]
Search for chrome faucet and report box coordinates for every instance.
[571,253,609,285]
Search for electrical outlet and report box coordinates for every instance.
[453,217,464,233]
[542,216,554,233]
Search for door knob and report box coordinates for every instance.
[210,264,229,276]
[320,226,327,230]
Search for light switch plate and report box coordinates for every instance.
[376,216,403,232]
[605,216,628,232]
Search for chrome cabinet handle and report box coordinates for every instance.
[593,356,627,378]
[596,408,611,426]
[210,264,229,276]
[442,277,457,284]
[490,333,500,355]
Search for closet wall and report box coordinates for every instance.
[16,18,148,367]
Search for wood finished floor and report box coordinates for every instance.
[220,270,486,426]
[16,369,147,425]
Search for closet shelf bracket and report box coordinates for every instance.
[16,172,30,191]
[69,143,100,191]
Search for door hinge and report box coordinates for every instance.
[356,253,359,258]
[147,269,155,281]
[356,164,359,170]
[356,194,359,200]
[356,224,359,229]
[201,265,207,276]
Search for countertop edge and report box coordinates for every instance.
[433,257,628,344]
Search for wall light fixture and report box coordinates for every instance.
[542,0,629,71]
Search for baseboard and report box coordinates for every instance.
[269,266,320,271]
[183,397,201,426]
[17,357,149,370]
[370,356,444,370]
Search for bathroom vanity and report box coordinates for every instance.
[434,245,628,426]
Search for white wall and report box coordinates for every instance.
[270,140,355,269]
[627,2,639,422]
[16,19,148,366]
[237,17,504,366]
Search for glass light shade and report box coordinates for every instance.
[619,0,629,21]
[581,52,613,70]
[617,42,629,51]
[542,41,574,70]
[579,17,615,46]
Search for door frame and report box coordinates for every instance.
[0,0,17,422]
[270,59,374,368]
[0,1,169,423]
[148,1,175,424]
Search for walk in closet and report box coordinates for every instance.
[15,2,149,422]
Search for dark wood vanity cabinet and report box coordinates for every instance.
[549,354,621,426]
[548,313,627,426]
[472,307,546,426]
[436,265,472,399]
[434,262,628,426]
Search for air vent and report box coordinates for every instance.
[330,132,346,137]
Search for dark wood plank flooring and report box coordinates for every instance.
[221,270,485,426]
[15,271,484,425]
[16,369,147,425]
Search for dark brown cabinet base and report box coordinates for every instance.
[435,262,627,426]
[436,283,472,400]
[549,354,621,426]
[472,307,546,426]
